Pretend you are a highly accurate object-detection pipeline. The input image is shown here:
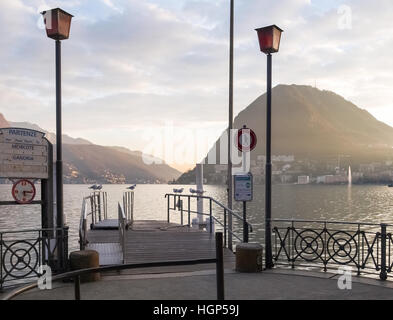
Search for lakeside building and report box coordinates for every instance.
[297,176,310,184]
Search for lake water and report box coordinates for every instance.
[1,184,393,251]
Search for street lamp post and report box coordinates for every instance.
[42,8,73,268]
[255,25,283,269]
[227,0,234,252]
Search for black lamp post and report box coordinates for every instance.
[41,8,73,232]
[255,25,283,269]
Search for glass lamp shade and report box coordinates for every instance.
[255,25,283,54]
[41,8,73,40]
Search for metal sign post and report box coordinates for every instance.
[234,125,257,243]
[234,173,253,243]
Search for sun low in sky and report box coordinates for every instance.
[0,0,392,171]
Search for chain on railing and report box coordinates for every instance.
[271,219,393,280]
[165,193,253,251]
[0,227,68,290]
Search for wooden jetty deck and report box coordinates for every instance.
[86,220,235,274]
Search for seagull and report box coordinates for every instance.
[173,188,184,193]
[127,184,137,190]
[189,188,205,195]
[89,184,102,190]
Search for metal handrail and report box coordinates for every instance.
[165,193,253,232]
[79,196,92,250]
[118,203,126,263]
[165,193,253,250]
[3,232,225,300]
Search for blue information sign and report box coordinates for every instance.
[234,173,253,202]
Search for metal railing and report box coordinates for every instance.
[123,191,134,225]
[118,203,126,264]
[3,232,225,300]
[79,196,92,250]
[165,194,253,251]
[272,218,393,280]
[0,227,68,290]
[90,191,108,224]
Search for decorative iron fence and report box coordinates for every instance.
[0,227,68,290]
[272,219,393,280]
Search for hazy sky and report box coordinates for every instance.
[0,0,392,171]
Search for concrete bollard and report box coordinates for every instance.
[69,250,100,283]
[235,243,263,273]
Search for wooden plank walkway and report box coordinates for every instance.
[86,220,235,274]
[91,219,119,230]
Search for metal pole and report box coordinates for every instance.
[196,163,204,224]
[180,200,183,226]
[74,275,81,300]
[55,39,63,229]
[216,232,225,300]
[265,53,273,269]
[380,223,387,280]
[167,195,170,223]
[243,201,248,243]
[227,0,234,252]
[209,198,213,233]
[224,209,227,248]
[55,39,65,270]
[188,196,191,226]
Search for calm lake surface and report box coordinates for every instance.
[1,184,393,251]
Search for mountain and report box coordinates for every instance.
[9,121,93,145]
[62,144,181,184]
[231,84,393,158]
[176,84,393,183]
[0,114,181,183]
[0,113,9,127]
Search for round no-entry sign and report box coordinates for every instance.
[237,126,257,152]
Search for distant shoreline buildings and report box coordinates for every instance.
[200,154,393,185]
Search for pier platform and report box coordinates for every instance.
[86,220,235,273]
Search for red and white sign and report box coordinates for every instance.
[12,179,36,204]
[237,127,257,152]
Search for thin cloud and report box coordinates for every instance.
[0,0,392,165]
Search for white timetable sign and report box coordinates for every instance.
[0,128,49,179]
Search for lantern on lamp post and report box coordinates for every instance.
[255,25,283,269]
[41,8,73,234]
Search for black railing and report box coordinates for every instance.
[165,194,253,251]
[3,232,225,300]
[272,219,393,280]
[0,227,68,290]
